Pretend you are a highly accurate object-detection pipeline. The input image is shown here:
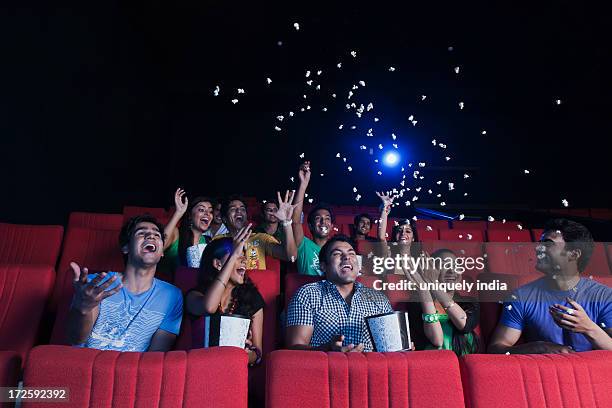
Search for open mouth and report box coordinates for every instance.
[142,243,157,253]
[340,264,353,272]
[200,217,210,225]
[320,226,329,234]
[236,267,246,276]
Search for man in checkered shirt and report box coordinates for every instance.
[286,235,393,351]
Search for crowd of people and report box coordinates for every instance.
[65,162,612,367]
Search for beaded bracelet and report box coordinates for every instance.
[422,313,440,324]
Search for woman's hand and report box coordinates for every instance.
[274,190,298,222]
[233,223,252,253]
[174,188,189,216]
[375,191,394,213]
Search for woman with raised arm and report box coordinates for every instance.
[404,248,480,355]
[160,188,214,276]
[186,225,264,366]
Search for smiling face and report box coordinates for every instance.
[215,251,247,286]
[310,209,332,239]
[320,240,359,284]
[395,223,414,243]
[225,199,248,231]
[213,203,223,225]
[535,230,573,275]
[263,202,279,223]
[190,201,213,232]
[356,216,372,237]
[126,221,164,266]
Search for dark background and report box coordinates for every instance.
[1,1,610,225]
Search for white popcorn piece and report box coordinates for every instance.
[426,226,433,231]
[367,103,374,111]
[320,173,324,177]
[322,107,327,112]
[517,225,523,230]
[377,171,382,175]
[418,162,426,167]
[274,126,282,131]
[290,177,294,182]
[348,91,353,99]
[440,202,446,206]
[305,70,311,77]
[411,120,418,126]
[481,130,487,135]
[289,111,294,117]
[291,256,295,263]
[378,144,383,149]
[448,46,454,51]
[388,66,396,71]
[350,50,357,58]
[506,305,513,311]
[421,95,427,101]
[464,193,469,196]
[408,115,414,121]
[277,115,284,121]
[449,183,455,191]
[464,173,470,179]
[359,80,366,86]
[454,66,460,74]
[231,99,239,104]
[555,99,562,105]
[213,85,220,96]
[306,80,313,86]
[316,85,321,91]
[374,117,379,122]
[308,198,313,204]
[336,153,341,158]
[347,166,352,172]
[351,125,357,130]
[306,105,311,110]
[524,169,530,174]
[488,216,495,222]
[445,156,451,161]
[502,219,507,223]
[355,194,361,201]
[317,70,322,76]
[332,93,336,98]
[459,102,465,110]
[392,143,398,149]
[353,187,358,193]
[562,199,569,207]
[299,153,305,158]
[467,234,473,240]
[337,62,342,68]
[266,77,272,84]
[237,88,245,94]
[428,189,433,194]
[342,157,346,162]
[293,22,300,30]
[405,200,411,206]
[459,214,465,220]
[412,196,419,201]
[432,139,437,145]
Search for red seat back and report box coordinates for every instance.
[68,212,124,230]
[122,206,168,223]
[267,350,464,408]
[440,229,485,242]
[0,222,64,266]
[23,345,247,408]
[452,220,487,232]
[0,351,20,394]
[487,221,523,230]
[284,274,321,309]
[486,229,532,242]
[484,242,538,275]
[0,265,55,361]
[415,219,450,230]
[583,243,611,276]
[460,351,612,408]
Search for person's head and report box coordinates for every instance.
[212,201,223,226]
[221,196,248,232]
[536,218,594,275]
[187,197,214,233]
[319,235,358,285]
[307,203,335,239]
[353,213,373,238]
[261,201,279,224]
[119,215,165,266]
[392,219,417,243]
[430,249,458,286]
[198,237,247,287]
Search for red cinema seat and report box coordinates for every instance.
[415,219,450,231]
[583,243,611,276]
[452,220,487,232]
[51,227,125,313]
[531,228,544,241]
[417,228,439,241]
[484,242,538,275]
[334,214,356,225]
[23,345,247,408]
[440,229,485,242]
[284,274,321,309]
[487,229,532,242]
[590,208,612,220]
[266,350,464,408]
[122,206,168,222]
[68,212,124,230]
[460,351,612,408]
[0,222,64,266]
[0,350,21,391]
[0,265,55,361]
[487,221,523,230]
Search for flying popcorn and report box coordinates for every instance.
[237,88,245,94]
[347,166,352,172]
[213,86,220,96]
[454,66,460,74]
[562,199,569,207]
[392,133,397,140]
[299,153,304,158]
[274,126,281,131]
[421,95,427,101]
[231,99,238,104]
[555,99,562,105]
[388,66,396,71]
[350,50,357,58]
[488,216,495,222]
[293,22,300,30]
[266,77,272,84]
[481,130,487,135]
[459,102,465,110]
[459,214,465,220]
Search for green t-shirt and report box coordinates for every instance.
[159,234,207,275]
[297,237,322,276]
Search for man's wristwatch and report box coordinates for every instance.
[281,219,293,227]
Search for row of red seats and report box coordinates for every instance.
[267,349,612,408]
[0,346,247,408]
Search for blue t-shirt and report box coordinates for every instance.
[501,277,612,351]
[80,272,183,352]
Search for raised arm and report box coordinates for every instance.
[163,188,189,250]
[291,161,311,247]
[375,191,393,241]
[66,262,123,344]
[403,265,444,348]
[268,190,298,260]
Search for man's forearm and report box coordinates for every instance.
[584,326,612,350]
[66,307,97,345]
[488,341,549,354]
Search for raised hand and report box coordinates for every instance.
[233,223,252,253]
[174,188,189,215]
[298,161,311,185]
[550,298,598,334]
[71,262,123,314]
[376,191,394,213]
[274,190,298,222]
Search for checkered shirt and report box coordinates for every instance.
[286,280,393,351]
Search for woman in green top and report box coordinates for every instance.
[405,248,480,355]
[161,188,214,277]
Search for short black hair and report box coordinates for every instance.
[307,203,335,228]
[319,235,355,265]
[543,218,594,272]
[119,214,165,249]
[353,213,373,226]
[260,199,278,214]
[220,195,248,219]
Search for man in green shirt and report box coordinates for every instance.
[291,161,335,276]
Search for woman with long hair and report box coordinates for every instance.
[405,248,480,355]
[161,188,214,275]
[186,227,264,366]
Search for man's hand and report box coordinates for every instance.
[174,188,189,216]
[550,298,599,335]
[71,262,122,314]
[274,190,298,222]
[535,341,575,354]
[324,335,364,352]
[298,161,311,185]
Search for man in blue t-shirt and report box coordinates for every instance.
[66,215,183,352]
[488,219,612,354]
